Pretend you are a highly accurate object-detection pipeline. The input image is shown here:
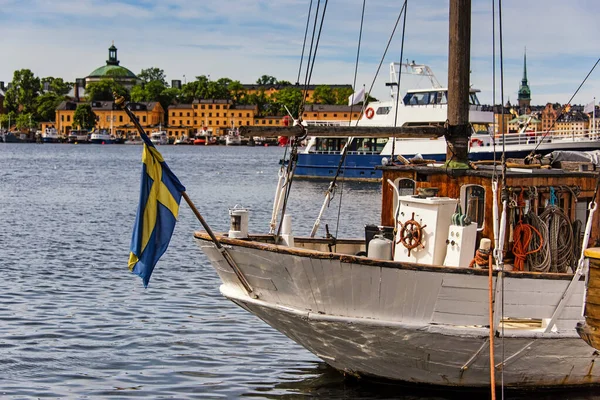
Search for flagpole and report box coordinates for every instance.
[114,93,255,296]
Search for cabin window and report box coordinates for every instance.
[376,107,391,115]
[395,178,416,196]
[460,184,485,230]
[390,178,416,214]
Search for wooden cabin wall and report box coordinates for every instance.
[382,169,600,255]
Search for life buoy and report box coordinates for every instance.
[470,138,483,147]
[365,108,375,119]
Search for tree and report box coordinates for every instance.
[0,111,17,130]
[335,87,355,105]
[138,67,168,87]
[228,80,246,104]
[130,85,146,103]
[73,103,97,130]
[36,92,62,121]
[246,90,271,117]
[312,85,337,104]
[4,69,41,114]
[41,77,72,96]
[272,87,303,117]
[85,79,128,101]
[16,112,35,130]
[256,75,277,86]
[277,80,292,86]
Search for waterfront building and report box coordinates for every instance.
[55,100,163,137]
[242,83,352,103]
[84,43,139,90]
[168,100,275,141]
[301,104,361,122]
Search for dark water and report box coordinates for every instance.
[0,143,598,399]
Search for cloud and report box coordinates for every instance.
[1,0,600,106]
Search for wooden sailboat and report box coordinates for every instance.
[193,0,600,389]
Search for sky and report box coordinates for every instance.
[1,0,600,106]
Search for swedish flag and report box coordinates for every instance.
[128,133,186,287]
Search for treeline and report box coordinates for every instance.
[1,67,357,129]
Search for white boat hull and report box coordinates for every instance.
[197,236,600,388]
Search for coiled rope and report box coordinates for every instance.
[539,205,574,273]
[523,211,551,272]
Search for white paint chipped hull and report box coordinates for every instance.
[197,237,600,388]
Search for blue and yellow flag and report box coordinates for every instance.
[129,132,186,287]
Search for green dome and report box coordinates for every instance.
[88,65,137,78]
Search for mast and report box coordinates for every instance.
[446,0,471,166]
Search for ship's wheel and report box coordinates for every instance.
[397,212,426,256]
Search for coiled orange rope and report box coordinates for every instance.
[512,220,544,271]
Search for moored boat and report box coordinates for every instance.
[150,130,168,145]
[67,129,90,144]
[41,127,63,143]
[191,0,600,391]
[90,130,116,144]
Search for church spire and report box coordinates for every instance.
[522,49,528,83]
[518,47,531,110]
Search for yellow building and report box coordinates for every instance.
[168,100,269,140]
[301,104,361,122]
[242,83,352,103]
[55,101,164,137]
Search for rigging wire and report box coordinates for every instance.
[496,0,506,396]
[526,57,600,159]
[296,0,314,86]
[391,0,409,161]
[277,0,329,240]
[300,0,330,115]
[333,0,367,240]
[358,2,407,128]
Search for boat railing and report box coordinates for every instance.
[308,149,381,155]
[495,129,598,146]
[305,120,351,127]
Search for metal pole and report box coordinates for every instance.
[114,93,255,297]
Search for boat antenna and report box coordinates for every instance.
[390,0,409,161]
[525,58,600,163]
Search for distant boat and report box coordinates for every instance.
[41,127,62,143]
[67,130,89,144]
[124,135,143,145]
[225,128,242,146]
[90,130,116,144]
[150,130,168,145]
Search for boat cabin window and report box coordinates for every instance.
[314,138,348,152]
[376,107,391,115]
[352,138,388,153]
[469,92,481,105]
[391,178,416,208]
[403,91,449,106]
[460,184,485,230]
[396,178,415,196]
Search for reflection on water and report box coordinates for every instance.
[0,143,598,399]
